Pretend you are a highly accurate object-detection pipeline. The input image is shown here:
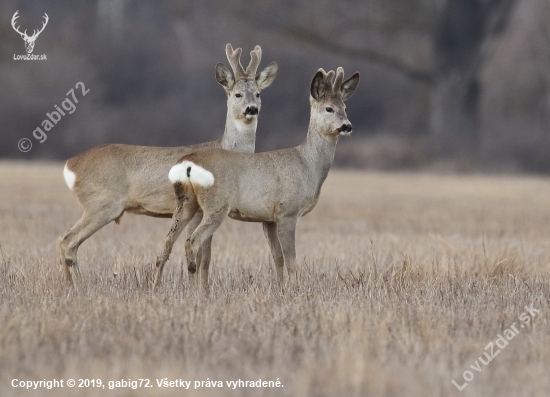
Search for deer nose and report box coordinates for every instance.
[339,123,353,133]
[244,106,258,116]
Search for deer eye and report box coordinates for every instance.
[256,93,260,98]
[326,107,334,113]
[235,93,242,98]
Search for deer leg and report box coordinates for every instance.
[58,207,123,286]
[184,210,203,289]
[185,209,227,291]
[262,222,284,287]
[153,194,198,290]
[275,217,298,286]
[198,236,213,295]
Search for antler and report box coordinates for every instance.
[317,68,336,94]
[225,44,244,79]
[11,11,48,39]
[332,67,345,96]
[31,13,49,39]
[244,45,262,77]
[225,44,263,81]
[316,67,347,97]
[11,11,27,38]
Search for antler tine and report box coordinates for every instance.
[324,70,336,95]
[253,45,262,63]
[316,68,330,82]
[11,10,25,37]
[225,43,235,58]
[225,43,245,80]
[314,68,334,96]
[11,10,19,25]
[333,67,344,96]
[27,13,48,39]
[32,13,48,37]
[40,13,49,31]
[244,45,262,77]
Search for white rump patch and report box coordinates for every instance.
[63,163,76,191]
[168,162,190,184]
[169,160,215,188]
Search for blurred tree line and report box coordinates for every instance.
[1,0,549,172]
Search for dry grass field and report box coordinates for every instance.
[1,161,549,396]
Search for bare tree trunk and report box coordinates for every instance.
[431,0,516,160]
[431,68,481,159]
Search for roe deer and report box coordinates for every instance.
[59,44,278,285]
[154,67,359,290]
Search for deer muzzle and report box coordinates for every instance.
[244,106,258,117]
[338,123,353,135]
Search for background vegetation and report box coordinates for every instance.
[2,0,550,171]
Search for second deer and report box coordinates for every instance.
[154,67,359,290]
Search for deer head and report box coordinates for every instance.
[12,11,49,54]
[215,44,278,125]
[310,67,360,138]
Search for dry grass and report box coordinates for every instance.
[0,161,549,396]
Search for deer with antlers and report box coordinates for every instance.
[154,67,359,291]
[11,11,49,54]
[59,44,277,285]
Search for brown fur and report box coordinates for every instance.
[59,44,278,286]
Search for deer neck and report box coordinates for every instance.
[299,118,339,185]
[220,112,257,153]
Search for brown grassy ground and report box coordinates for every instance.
[0,161,549,397]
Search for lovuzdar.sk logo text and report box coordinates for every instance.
[12,10,48,60]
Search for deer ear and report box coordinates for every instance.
[340,72,360,101]
[256,62,278,90]
[216,63,235,89]
[310,70,326,101]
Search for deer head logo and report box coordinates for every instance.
[11,11,49,54]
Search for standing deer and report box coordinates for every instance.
[59,44,278,285]
[11,11,49,54]
[154,67,359,290]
